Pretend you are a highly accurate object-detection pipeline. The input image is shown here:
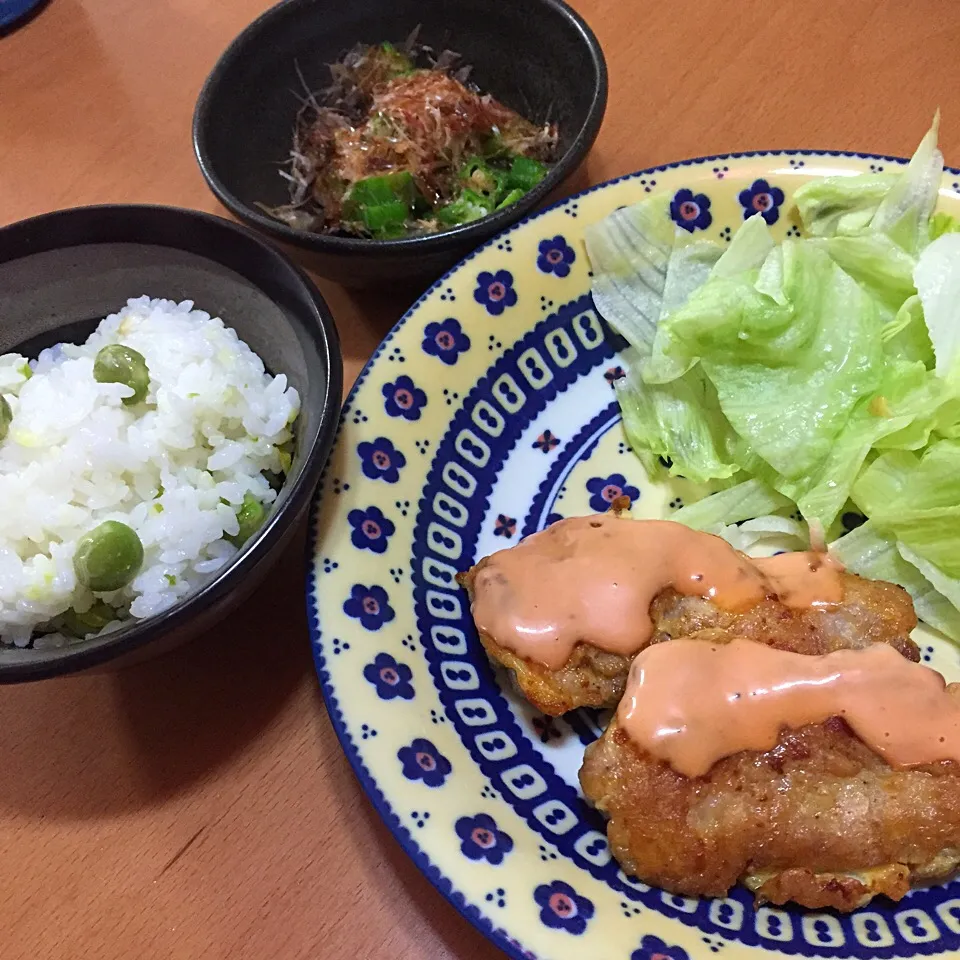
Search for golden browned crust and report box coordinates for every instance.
[745,865,910,912]
[580,697,960,912]
[651,576,919,661]
[458,556,630,714]
[459,534,919,715]
[477,633,630,716]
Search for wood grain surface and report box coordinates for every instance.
[1,1,958,958]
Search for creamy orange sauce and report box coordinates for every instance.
[618,637,960,777]
[753,551,845,608]
[470,516,772,670]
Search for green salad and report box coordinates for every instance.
[586,116,960,641]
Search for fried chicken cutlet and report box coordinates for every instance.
[458,509,917,715]
[580,634,960,912]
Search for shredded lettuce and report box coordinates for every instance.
[614,355,740,484]
[710,516,809,554]
[869,112,943,253]
[914,232,960,377]
[830,522,960,640]
[588,115,960,642]
[853,440,960,576]
[672,478,792,529]
[793,174,897,238]
[795,113,943,253]
[660,239,885,481]
[586,197,741,482]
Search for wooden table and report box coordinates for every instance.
[1,1,958,957]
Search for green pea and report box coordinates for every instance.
[94,344,150,405]
[60,601,116,638]
[0,395,10,442]
[74,520,144,592]
[227,492,265,547]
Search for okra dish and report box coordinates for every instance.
[259,34,560,239]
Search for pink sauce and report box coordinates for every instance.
[469,516,843,670]
[753,551,844,608]
[617,637,960,777]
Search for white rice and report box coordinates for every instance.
[0,296,300,648]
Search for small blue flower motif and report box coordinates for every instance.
[347,506,395,553]
[455,813,514,865]
[473,269,518,316]
[738,178,786,225]
[422,318,471,365]
[382,374,427,420]
[631,934,690,960]
[604,365,626,386]
[533,881,594,935]
[494,514,517,538]
[357,437,406,483]
[363,652,414,700]
[545,512,564,527]
[532,430,560,453]
[586,473,640,513]
[398,737,452,787]
[537,236,576,277]
[670,187,712,232]
[343,584,395,631]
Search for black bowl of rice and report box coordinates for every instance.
[0,205,342,682]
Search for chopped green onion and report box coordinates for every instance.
[379,41,415,77]
[436,189,495,226]
[458,157,505,202]
[342,172,426,239]
[505,155,548,193]
[496,188,525,210]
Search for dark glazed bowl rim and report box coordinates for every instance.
[191,0,608,256]
[0,204,343,682]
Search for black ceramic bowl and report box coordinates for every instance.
[193,0,607,286]
[0,205,342,682]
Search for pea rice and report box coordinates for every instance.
[0,296,300,648]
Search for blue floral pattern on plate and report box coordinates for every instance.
[455,813,514,865]
[422,318,471,365]
[382,374,427,420]
[363,652,414,700]
[585,472,640,512]
[343,584,395,630]
[532,430,560,452]
[347,506,395,553]
[357,437,406,483]
[669,187,712,232]
[534,880,594,935]
[537,236,576,277]
[474,269,518,315]
[632,934,690,960]
[398,738,451,787]
[309,151,960,960]
[494,514,517,538]
[738,178,786,225]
